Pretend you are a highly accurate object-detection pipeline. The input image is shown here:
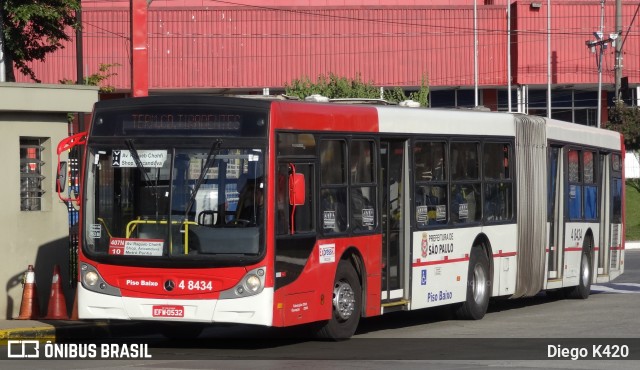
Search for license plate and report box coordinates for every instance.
[152,305,184,318]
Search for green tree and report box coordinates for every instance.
[60,63,120,93]
[285,73,430,106]
[1,0,80,82]
[607,100,640,192]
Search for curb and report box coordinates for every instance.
[0,321,142,345]
[627,242,640,250]
[0,326,55,345]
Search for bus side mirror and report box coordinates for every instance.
[57,161,68,193]
[289,173,306,206]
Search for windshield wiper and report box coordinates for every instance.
[185,139,223,218]
[125,140,160,218]
[125,140,155,185]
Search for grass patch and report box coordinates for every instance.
[627,183,640,241]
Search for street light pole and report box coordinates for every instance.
[597,0,604,128]
[614,0,623,101]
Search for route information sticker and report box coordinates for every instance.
[108,238,164,256]
[112,150,167,168]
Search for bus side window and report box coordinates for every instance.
[451,142,480,223]
[483,142,513,222]
[320,140,348,233]
[350,140,377,232]
[414,141,448,227]
[276,164,289,235]
[567,149,582,220]
[583,151,597,220]
[276,163,315,235]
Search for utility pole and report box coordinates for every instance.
[507,0,512,113]
[474,0,479,107]
[131,0,149,97]
[585,0,616,128]
[597,0,604,128]
[76,7,84,134]
[0,5,5,82]
[614,0,623,102]
[547,0,551,118]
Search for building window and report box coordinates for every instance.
[20,138,46,211]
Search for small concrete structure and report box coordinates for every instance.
[0,83,98,319]
[626,152,640,179]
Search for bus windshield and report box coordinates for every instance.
[83,142,265,262]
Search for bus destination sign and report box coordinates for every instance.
[124,114,241,131]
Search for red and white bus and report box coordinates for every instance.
[59,95,625,339]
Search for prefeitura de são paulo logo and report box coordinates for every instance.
[421,232,428,258]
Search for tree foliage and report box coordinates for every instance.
[607,100,640,192]
[284,73,430,106]
[607,100,640,151]
[1,0,80,82]
[60,63,120,93]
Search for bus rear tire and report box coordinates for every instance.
[316,260,362,340]
[455,247,490,320]
[566,239,593,300]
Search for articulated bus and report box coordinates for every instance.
[59,95,625,339]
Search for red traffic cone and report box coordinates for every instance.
[17,265,40,320]
[44,265,69,320]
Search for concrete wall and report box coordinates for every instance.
[627,152,640,179]
[0,83,98,319]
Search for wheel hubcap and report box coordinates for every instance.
[333,280,355,321]
[472,263,487,304]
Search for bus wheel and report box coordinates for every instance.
[316,260,362,340]
[455,247,490,320]
[566,238,593,300]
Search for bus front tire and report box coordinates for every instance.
[455,247,490,320]
[316,260,362,340]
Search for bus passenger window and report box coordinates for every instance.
[320,140,348,234]
[415,185,447,226]
[414,141,448,227]
[484,183,512,221]
[583,151,597,220]
[483,142,513,222]
[567,149,582,220]
[451,142,480,223]
[276,163,315,235]
[350,140,377,232]
[351,186,375,231]
[415,142,445,181]
[611,154,622,224]
[321,188,347,232]
[452,183,481,223]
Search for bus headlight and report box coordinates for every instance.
[245,275,261,292]
[84,271,99,286]
[80,263,121,296]
[219,267,266,299]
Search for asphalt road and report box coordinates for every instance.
[2,251,639,369]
